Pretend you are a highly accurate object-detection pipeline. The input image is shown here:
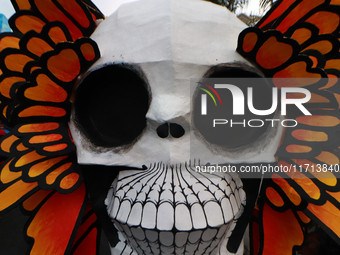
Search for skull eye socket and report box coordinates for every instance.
[193,65,276,149]
[74,64,150,148]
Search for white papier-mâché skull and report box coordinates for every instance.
[69,0,283,254]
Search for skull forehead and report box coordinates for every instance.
[91,0,247,66]
[89,0,248,120]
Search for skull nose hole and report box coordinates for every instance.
[156,123,168,138]
[170,123,185,138]
[156,123,185,138]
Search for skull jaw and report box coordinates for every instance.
[105,165,246,255]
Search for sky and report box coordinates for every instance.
[0,0,264,20]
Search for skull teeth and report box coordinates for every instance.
[105,162,246,254]
[106,162,245,229]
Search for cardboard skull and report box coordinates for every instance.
[69,0,283,254]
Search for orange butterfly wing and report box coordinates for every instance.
[238,0,340,254]
[0,1,102,254]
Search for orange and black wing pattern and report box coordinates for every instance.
[0,0,102,254]
[237,0,340,254]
